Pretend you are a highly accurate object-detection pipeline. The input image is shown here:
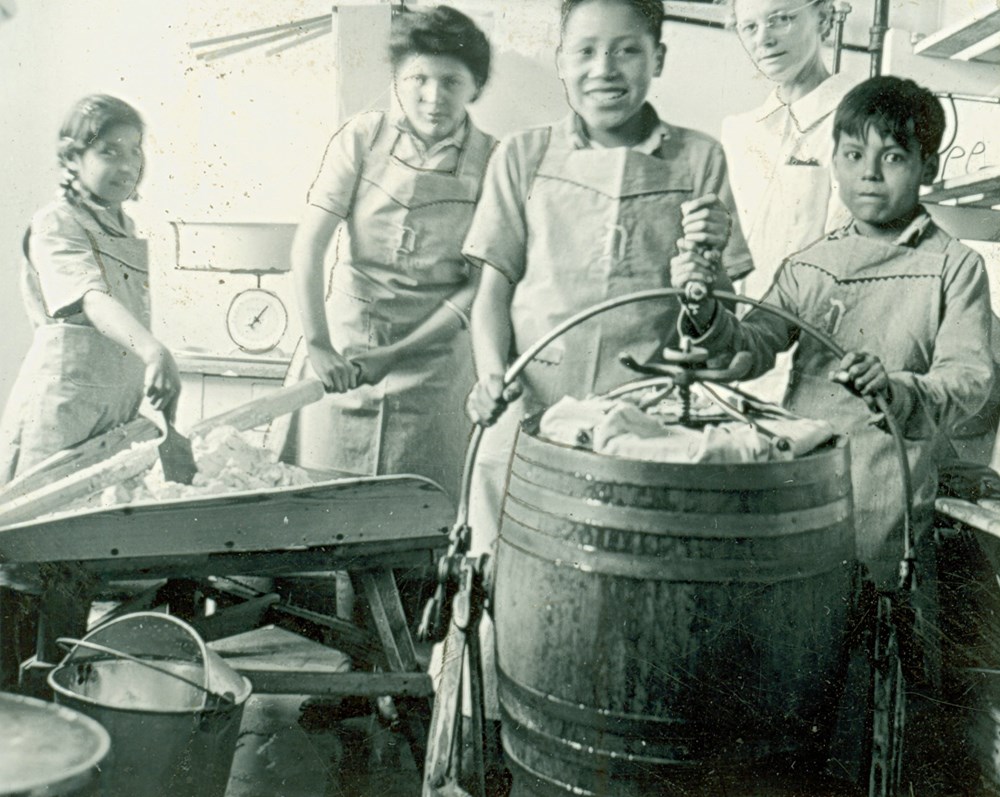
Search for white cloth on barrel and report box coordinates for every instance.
[538,396,835,462]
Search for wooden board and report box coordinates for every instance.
[211,626,431,697]
[210,625,352,673]
[922,167,1000,208]
[0,474,452,565]
[0,443,160,528]
[913,9,1000,61]
[936,496,1000,540]
[0,417,158,506]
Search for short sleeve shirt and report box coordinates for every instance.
[24,196,136,326]
[463,107,753,285]
[307,111,471,219]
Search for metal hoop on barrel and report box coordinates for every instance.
[453,287,913,567]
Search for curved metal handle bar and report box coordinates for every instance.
[55,637,234,707]
[454,288,913,574]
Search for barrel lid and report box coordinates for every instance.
[0,691,110,796]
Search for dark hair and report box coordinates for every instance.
[58,94,144,168]
[833,76,945,159]
[560,0,664,41]
[389,5,491,89]
[58,94,144,198]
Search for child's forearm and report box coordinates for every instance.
[81,289,165,363]
[382,278,478,361]
[292,207,341,355]
[470,267,513,380]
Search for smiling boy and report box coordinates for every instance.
[463,0,752,557]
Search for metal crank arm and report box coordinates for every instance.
[422,558,489,797]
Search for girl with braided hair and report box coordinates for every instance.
[0,94,180,482]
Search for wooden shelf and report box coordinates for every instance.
[913,9,1000,64]
[922,166,1000,209]
[925,204,1000,243]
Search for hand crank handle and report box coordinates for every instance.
[693,351,754,382]
[619,354,674,378]
[685,281,708,303]
[619,351,753,383]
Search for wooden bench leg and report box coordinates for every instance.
[35,576,91,666]
[357,568,431,766]
[0,587,38,692]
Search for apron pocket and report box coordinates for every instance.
[326,287,375,353]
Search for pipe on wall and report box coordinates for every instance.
[868,0,890,76]
[830,2,852,74]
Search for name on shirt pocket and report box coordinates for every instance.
[786,155,821,167]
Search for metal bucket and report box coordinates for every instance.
[47,612,252,797]
[1,691,110,797]
[494,420,856,796]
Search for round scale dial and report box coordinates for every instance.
[226,288,288,354]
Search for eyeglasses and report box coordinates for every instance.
[733,2,816,40]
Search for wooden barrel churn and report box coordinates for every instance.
[493,419,856,796]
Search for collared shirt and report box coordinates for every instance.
[689,208,992,580]
[23,194,138,325]
[309,111,474,218]
[828,207,935,249]
[722,71,857,300]
[569,103,670,155]
[71,189,133,238]
[391,113,469,171]
[463,107,754,284]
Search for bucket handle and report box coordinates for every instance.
[56,637,235,707]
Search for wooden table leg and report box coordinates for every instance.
[357,568,431,766]
[0,587,38,691]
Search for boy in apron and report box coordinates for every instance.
[672,76,994,794]
[464,0,751,565]
[458,0,752,755]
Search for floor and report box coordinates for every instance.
[225,695,422,797]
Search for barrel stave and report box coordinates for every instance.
[495,427,855,794]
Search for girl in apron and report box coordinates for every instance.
[288,5,494,503]
[0,94,179,483]
[0,94,180,688]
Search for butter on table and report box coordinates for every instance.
[99,425,313,506]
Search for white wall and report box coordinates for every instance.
[0,1,340,412]
[0,0,989,414]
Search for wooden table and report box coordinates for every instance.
[0,474,452,758]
